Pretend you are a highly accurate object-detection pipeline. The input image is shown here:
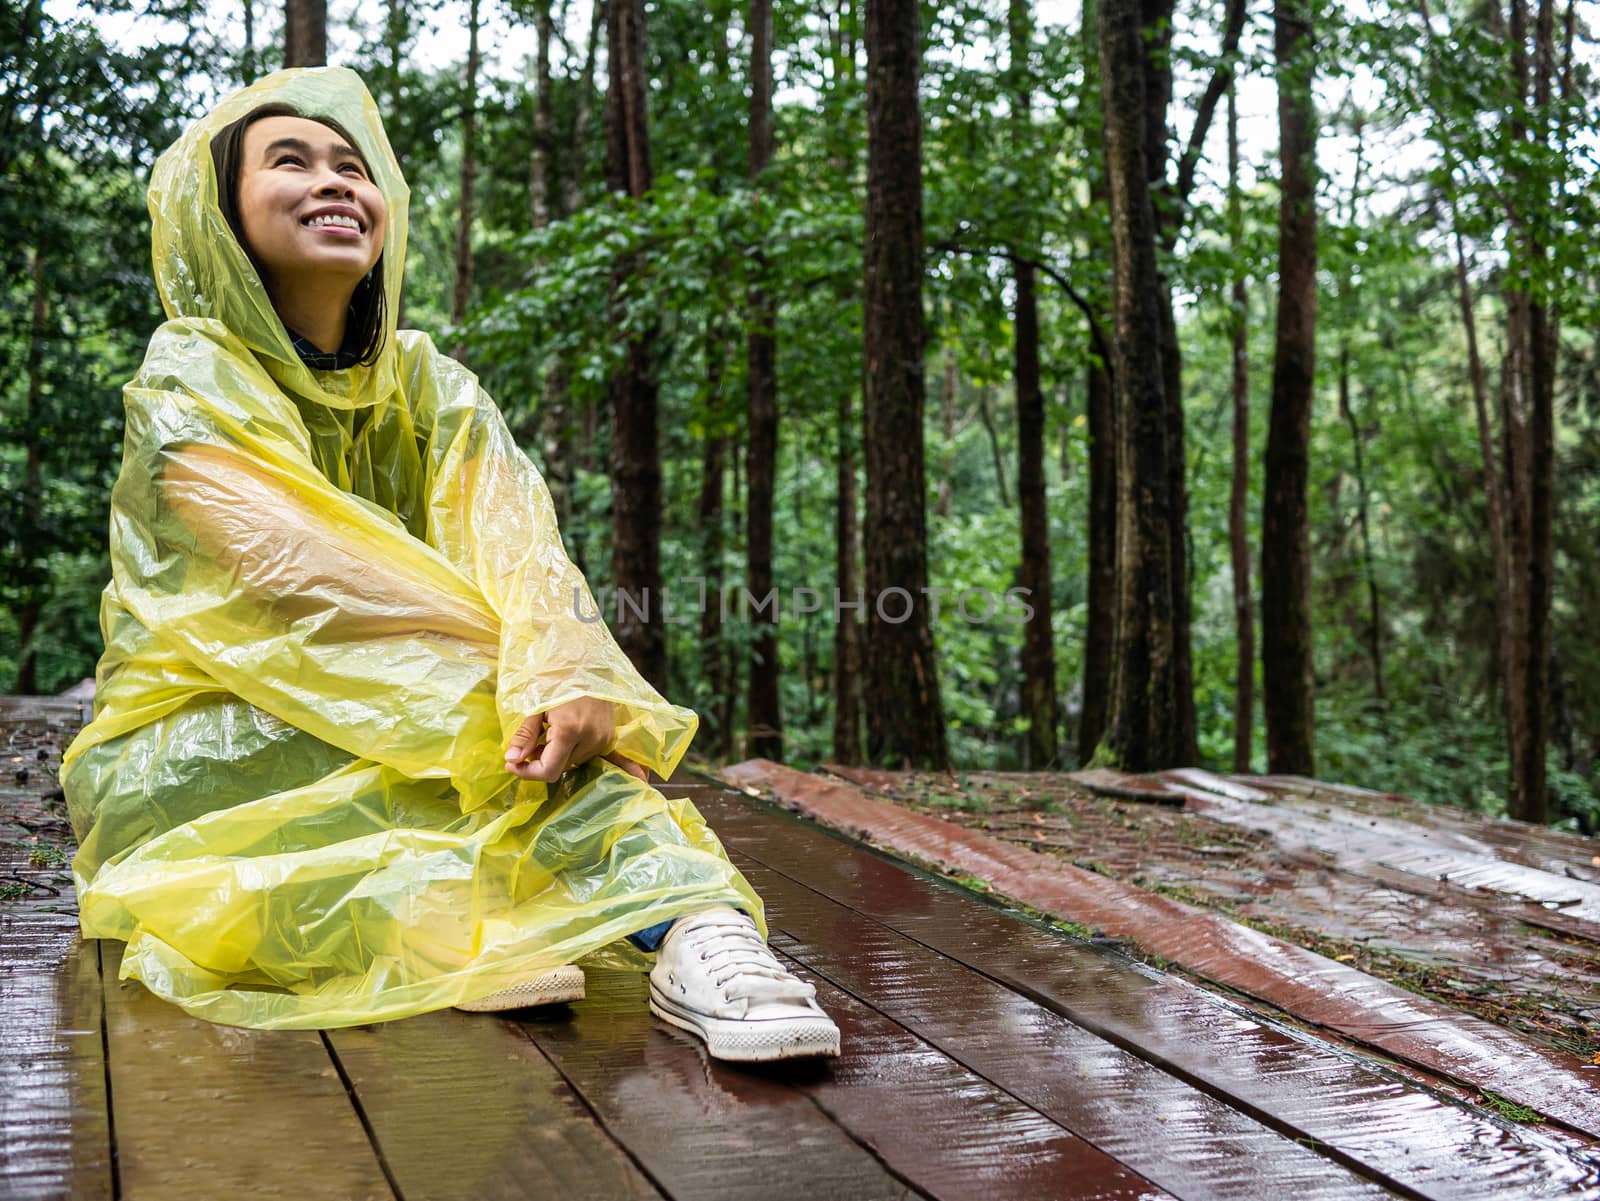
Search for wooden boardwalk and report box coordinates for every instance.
[722,759,1600,1138]
[4,702,1600,1198]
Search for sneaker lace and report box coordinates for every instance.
[683,915,815,1005]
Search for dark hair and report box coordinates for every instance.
[209,100,388,367]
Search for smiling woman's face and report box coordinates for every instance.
[236,114,386,293]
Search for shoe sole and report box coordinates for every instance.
[456,965,586,1012]
[648,979,841,1062]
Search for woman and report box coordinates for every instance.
[59,66,839,1062]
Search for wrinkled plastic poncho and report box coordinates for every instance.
[58,67,763,1030]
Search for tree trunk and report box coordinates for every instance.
[1337,117,1384,705]
[14,243,47,694]
[1097,0,1181,770]
[1146,0,1245,768]
[1157,273,1198,766]
[728,431,746,742]
[1261,0,1317,774]
[862,0,947,768]
[1453,219,1512,717]
[1416,0,1543,821]
[384,0,403,130]
[1139,0,1200,768]
[1448,0,1554,823]
[605,0,665,686]
[746,0,782,760]
[976,382,1011,507]
[284,0,326,67]
[1227,84,1253,773]
[1515,0,1556,823]
[699,326,732,760]
[242,0,256,82]
[562,0,606,476]
[829,12,864,767]
[531,2,555,232]
[1338,347,1385,703]
[385,0,410,328]
[1009,0,1058,769]
[1015,261,1058,767]
[833,376,864,764]
[567,0,605,220]
[1077,0,1116,765]
[451,0,482,356]
[1518,337,1554,825]
[1499,289,1534,815]
[529,1,575,533]
[1079,358,1116,762]
[936,346,957,518]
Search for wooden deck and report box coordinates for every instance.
[721,759,1600,1137]
[5,701,1600,1199]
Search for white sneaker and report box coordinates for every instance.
[648,907,841,1061]
[456,964,585,1012]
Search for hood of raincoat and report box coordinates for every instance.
[147,66,407,410]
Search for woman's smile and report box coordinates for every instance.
[301,206,366,237]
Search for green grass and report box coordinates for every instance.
[946,870,993,894]
[27,845,68,868]
[1476,1089,1542,1124]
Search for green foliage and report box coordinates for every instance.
[12,0,1600,831]
[0,2,208,691]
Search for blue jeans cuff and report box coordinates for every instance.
[626,918,676,953]
[625,907,749,954]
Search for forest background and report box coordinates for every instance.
[3,0,1598,830]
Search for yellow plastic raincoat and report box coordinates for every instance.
[59,66,764,1030]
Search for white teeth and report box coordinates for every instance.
[306,214,361,231]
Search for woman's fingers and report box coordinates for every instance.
[604,750,648,783]
[505,713,545,764]
[510,721,580,782]
[504,699,625,783]
[505,711,571,782]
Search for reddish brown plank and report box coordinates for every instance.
[720,760,1600,1138]
[325,1005,663,1200]
[515,964,923,1201]
[695,786,1600,1201]
[0,915,112,1201]
[100,941,393,1201]
[732,860,1399,1201]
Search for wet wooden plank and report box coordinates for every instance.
[766,953,1171,1200]
[1350,856,1600,943]
[325,1006,663,1200]
[515,965,923,1201]
[1167,772,1600,926]
[1066,768,1185,805]
[1233,773,1600,884]
[100,941,394,1201]
[0,694,89,728]
[696,788,1600,1201]
[1164,771,1600,951]
[815,765,1600,1060]
[720,760,1600,1139]
[732,861,1399,1201]
[0,914,113,1201]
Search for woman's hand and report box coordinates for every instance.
[504,698,648,783]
